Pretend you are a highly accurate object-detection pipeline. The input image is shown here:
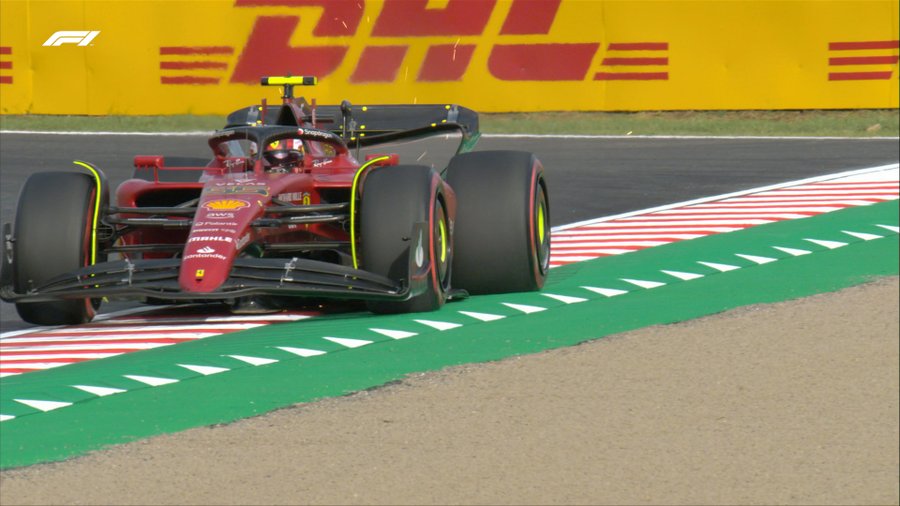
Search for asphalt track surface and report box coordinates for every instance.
[0,132,897,331]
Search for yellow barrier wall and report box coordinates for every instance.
[1,0,898,114]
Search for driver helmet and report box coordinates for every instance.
[264,139,304,172]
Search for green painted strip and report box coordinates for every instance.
[1,200,897,468]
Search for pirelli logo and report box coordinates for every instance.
[159,0,671,86]
[828,39,899,81]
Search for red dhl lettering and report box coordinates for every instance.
[0,46,12,85]
[159,0,668,85]
[370,0,496,37]
[827,40,898,81]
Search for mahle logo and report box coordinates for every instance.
[43,31,100,47]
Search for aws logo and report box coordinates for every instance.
[159,0,669,85]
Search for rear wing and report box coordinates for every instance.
[328,103,480,152]
[319,103,478,136]
[225,102,479,151]
[224,75,479,152]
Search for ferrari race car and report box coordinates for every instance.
[1,76,550,325]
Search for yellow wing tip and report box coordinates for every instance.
[261,76,317,86]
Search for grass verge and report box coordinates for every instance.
[0,109,897,137]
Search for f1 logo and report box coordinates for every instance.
[42,31,100,47]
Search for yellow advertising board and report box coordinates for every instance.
[1,0,898,115]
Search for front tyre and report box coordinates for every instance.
[13,172,103,325]
[359,165,450,314]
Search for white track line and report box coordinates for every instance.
[552,163,899,232]
[484,134,900,140]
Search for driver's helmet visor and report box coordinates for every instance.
[267,139,304,152]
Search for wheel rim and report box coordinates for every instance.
[434,200,451,290]
[534,183,550,274]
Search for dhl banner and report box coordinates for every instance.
[0,0,898,115]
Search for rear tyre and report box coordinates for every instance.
[13,172,102,325]
[359,165,450,314]
[445,150,549,294]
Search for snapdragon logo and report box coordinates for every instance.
[43,31,100,47]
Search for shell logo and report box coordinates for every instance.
[203,199,250,211]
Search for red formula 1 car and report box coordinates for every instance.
[1,76,550,325]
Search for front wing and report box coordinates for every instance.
[1,227,430,305]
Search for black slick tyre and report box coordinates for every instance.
[359,165,450,314]
[13,172,102,325]
[445,150,549,294]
